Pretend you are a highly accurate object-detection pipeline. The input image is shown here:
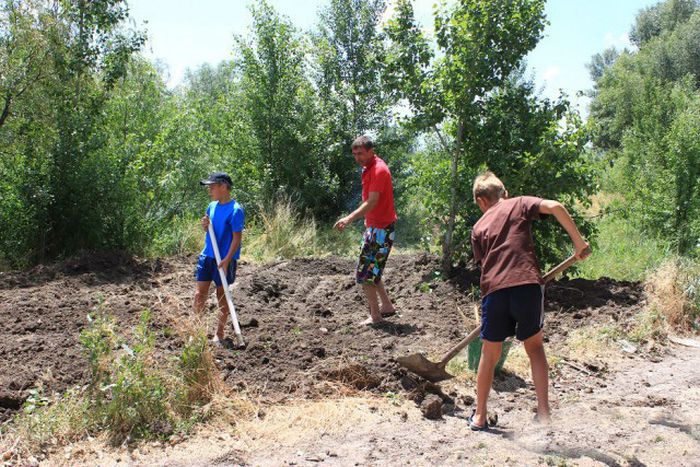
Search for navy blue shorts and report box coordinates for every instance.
[195,255,237,287]
[481,283,544,342]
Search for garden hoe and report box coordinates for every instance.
[396,248,591,382]
[208,219,246,349]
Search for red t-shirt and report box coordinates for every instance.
[362,156,397,228]
[470,196,544,298]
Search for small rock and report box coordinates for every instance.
[243,318,259,328]
[420,394,443,420]
[487,413,499,426]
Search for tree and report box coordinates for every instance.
[313,0,391,214]
[589,0,700,254]
[0,0,54,129]
[630,0,698,46]
[587,47,620,84]
[0,0,144,264]
[236,0,334,217]
[385,0,548,272]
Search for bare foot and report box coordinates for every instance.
[360,317,384,326]
[380,308,397,317]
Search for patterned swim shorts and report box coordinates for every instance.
[356,223,395,285]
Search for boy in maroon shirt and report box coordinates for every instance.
[469,172,590,430]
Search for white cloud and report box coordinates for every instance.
[542,65,561,81]
[603,32,632,50]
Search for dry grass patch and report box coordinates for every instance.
[237,398,384,448]
[643,259,700,333]
[557,326,623,363]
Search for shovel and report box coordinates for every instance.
[396,248,590,382]
[208,219,245,349]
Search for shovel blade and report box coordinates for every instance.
[396,353,454,382]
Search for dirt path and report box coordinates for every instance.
[45,344,700,466]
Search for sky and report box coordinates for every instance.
[127,0,659,116]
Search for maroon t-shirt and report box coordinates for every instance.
[470,196,544,298]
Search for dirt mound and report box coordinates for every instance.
[0,252,647,422]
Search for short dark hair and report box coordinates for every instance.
[351,135,373,150]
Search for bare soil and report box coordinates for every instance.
[4,252,695,466]
[1,252,648,421]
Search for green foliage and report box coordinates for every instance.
[576,212,672,281]
[630,0,698,47]
[6,307,236,456]
[236,1,332,217]
[405,71,596,268]
[313,0,391,215]
[589,0,700,254]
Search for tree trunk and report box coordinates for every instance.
[0,95,11,129]
[441,120,464,274]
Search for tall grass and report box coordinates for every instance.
[576,215,672,282]
[642,258,700,334]
[145,198,426,264]
[243,199,359,262]
[147,215,204,257]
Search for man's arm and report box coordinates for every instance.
[334,192,380,231]
[539,200,591,260]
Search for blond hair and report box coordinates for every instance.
[473,171,506,203]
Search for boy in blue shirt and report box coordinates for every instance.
[193,172,245,345]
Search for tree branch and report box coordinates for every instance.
[432,124,451,153]
[0,95,11,129]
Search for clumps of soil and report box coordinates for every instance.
[0,252,647,422]
[321,361,382,390]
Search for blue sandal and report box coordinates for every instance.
[468,410,489,431]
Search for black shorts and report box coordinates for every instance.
[480,283,544,342]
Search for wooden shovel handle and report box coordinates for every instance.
[439,325,482,366]
[542,246,591,284]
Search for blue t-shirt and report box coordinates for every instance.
[202,200,244,260]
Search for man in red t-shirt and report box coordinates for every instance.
[334,135,398,325]
[468,171,590,431]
